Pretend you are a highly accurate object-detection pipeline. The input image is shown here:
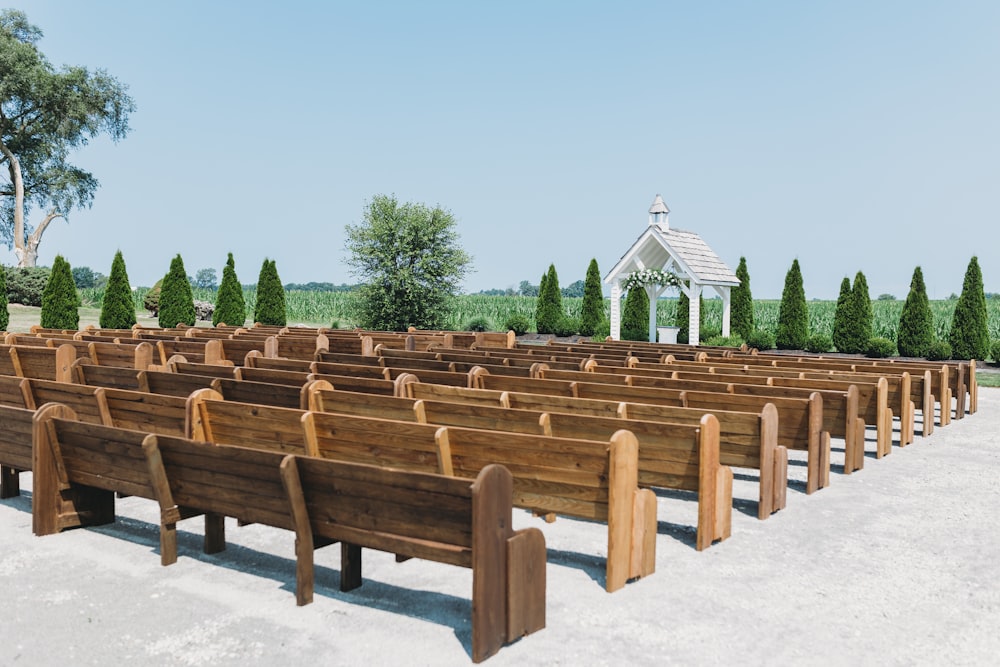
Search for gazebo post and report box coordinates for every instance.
[688,283,702,346]
[721,287,732,337]
[609,281,622,340]
[646,285,657,343]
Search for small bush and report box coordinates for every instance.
[5,266,50,306]
[553,317,579,337]
[746,330,775,351]
[464,316,491,332]
[866,337,897,358]
[927,340,952,361]
[991,340,1000,364]
[700,326,722,341]
[805,333,833,353]
[703,334,745,348]
[503,314,531,336]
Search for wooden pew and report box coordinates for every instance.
[0,403,35,498]
[1,343,76,381]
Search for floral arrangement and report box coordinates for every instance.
[623,268,681,292]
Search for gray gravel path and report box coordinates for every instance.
[2,389,998,666]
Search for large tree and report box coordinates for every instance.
[0,10,134,266]
[345,194,471,331]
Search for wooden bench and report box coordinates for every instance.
[0,343,76,381]
[0,403,35,498]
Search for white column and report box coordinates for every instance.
[689,283,702,346]
[721,287,731,337]
[646,285,657,343]
[609,281,622,340]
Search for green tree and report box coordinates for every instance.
[776,259,808,350]
[253,259,287,326]
[621,286,650,341]
[0,10,135,267]
[847,271,873,354]
[345,194,471,330]
[948,256,989,360]
[896,266,933,358]
[99,250,136,329]
[579,258,604,337]
[673,288,704,343]
[0,264,8,330]
[40,254,78,329]
[536,264,563,334]
[535,271,548,331]
[213,252,246,327]
[732,256,754,340]
[832,277,852,353]
[158,254,196,328]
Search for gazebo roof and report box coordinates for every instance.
[604,221,739,287]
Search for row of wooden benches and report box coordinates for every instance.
[3,400,543,662]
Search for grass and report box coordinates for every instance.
[977,369,1000,388]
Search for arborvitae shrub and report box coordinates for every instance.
[832,277,852,353]
[732,256,755,340]
[746,329,775,351]
[866,337,897,358]
[927,340,952,361]
[897,266,933,357]
[776,259,808,350]
[579,258,604,337]
[805,333,833,353]
[948,256,989,360]
[844,270,873,354]
[535,271,548,333]
[253,259,287,326]
[99,250,137,329]
[503,314,531,336]
[535,264,563,335]
[158,254,196,328]
[213,252,247,327]
[464,317,490,332]
[990,340,1000,365]
[674,290,704,343]
[622,287,649,341]
[40,255,80,330]
[0,266,8,331]
[553,317,579,338]
[5,266,50,306]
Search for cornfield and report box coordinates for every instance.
[75,287,1000,341]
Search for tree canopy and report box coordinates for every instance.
[345,194,471,330]
[0,9,134,266]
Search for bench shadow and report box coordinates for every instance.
[544,547,607,588]
[0,489,32,513]
[87,514,481,660]
[651,486,759,522]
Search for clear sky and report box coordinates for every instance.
[4,1,998,299]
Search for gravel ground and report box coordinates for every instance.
[2,389,998,666]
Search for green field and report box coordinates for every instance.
[51,288,1000,345]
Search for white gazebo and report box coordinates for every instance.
[604,194,740,345]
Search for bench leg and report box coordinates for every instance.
[160,520,178,566]
[506,528,547,641]
[772,448,788,511]
[340,542,363,592]
[0,466,19,499]
[819,434,831,489]
[204,512,226,554]
[716,467,733,539]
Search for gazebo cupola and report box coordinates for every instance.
[604,194,740,345]
[648,194,670,228]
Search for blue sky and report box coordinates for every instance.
[4,1,997,298]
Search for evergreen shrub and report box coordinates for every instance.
[990,340,1000,364]
[99,250,137,329]
[927,340,952,361]
[776,259,808,350]
[40,255,80,330]
[158,255,196,328]
[0,266,8,331]
[464,317,491,332]
[866,337,897,358]
[703,334,744,348]
[503,314,531,336]
[746,330,775,351]
[535,264,563,335]
[579,258,605,337]
[213,252,247,327]
[732,256,755,340]
[5,266,50,306]
[805,333,833,353]
[253,259,287,326]
[553,317,579,337]
[832,277,852,353]
[622,287,649,341]
[948,256,989,360]
[896,266,933,357]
